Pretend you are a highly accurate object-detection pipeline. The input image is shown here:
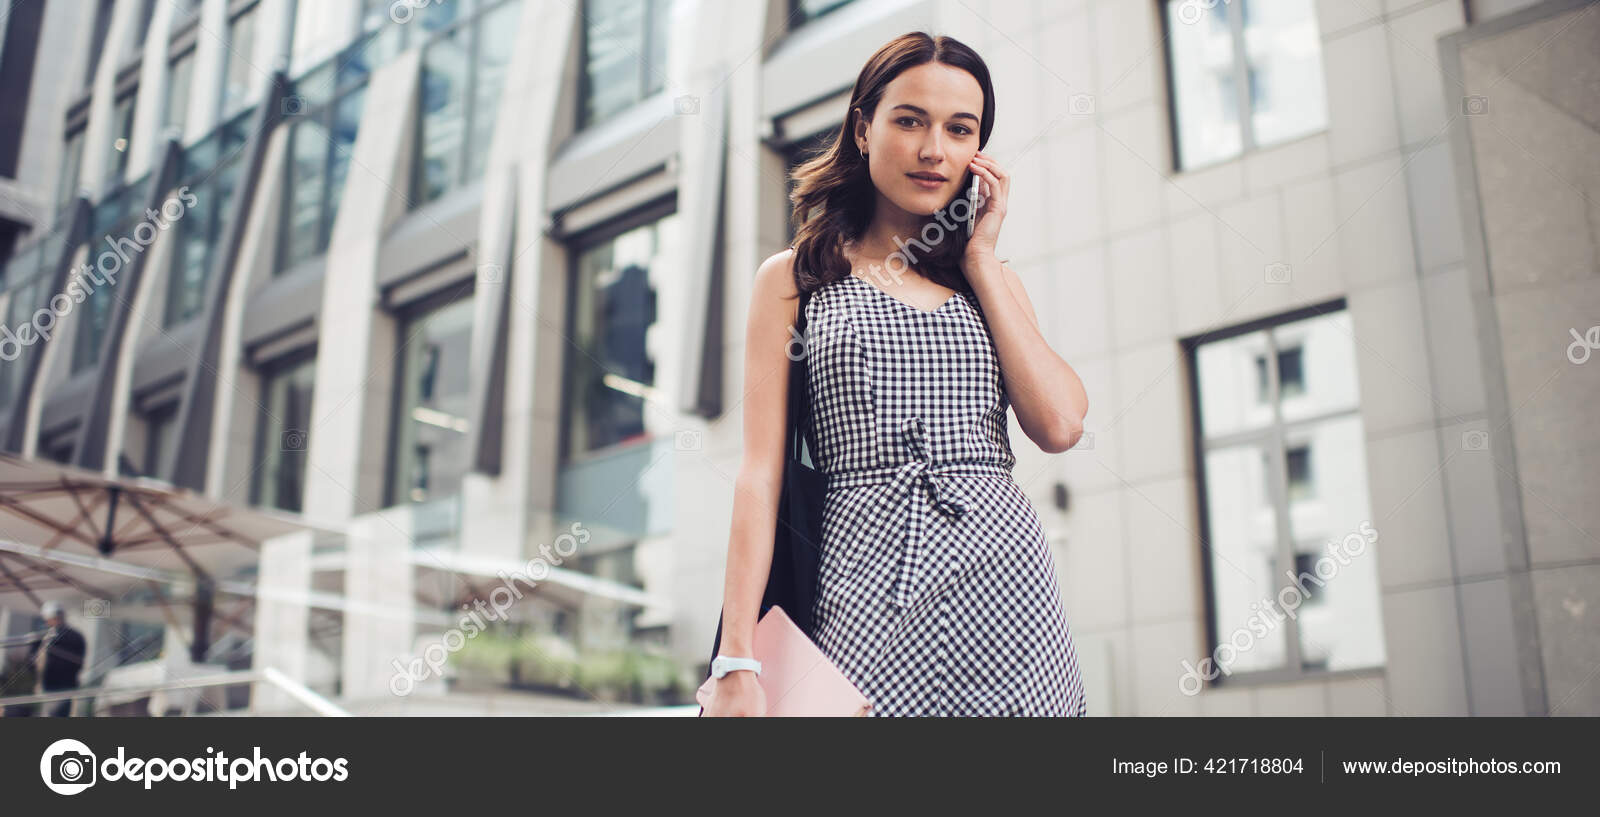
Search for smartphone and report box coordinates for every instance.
[966,173,981,237]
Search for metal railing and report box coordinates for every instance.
[0,666,349,717]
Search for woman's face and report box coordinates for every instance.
[855,62,985,218]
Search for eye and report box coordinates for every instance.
[950,125,973,136]
[896,116,921,127]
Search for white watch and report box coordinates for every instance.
[711,655,762,679]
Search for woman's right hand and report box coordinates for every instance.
[703,670,767,717]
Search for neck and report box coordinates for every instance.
[858,194,928,257]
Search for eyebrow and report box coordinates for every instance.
[891,104,980,125]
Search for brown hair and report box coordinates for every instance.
[787,31,996,297]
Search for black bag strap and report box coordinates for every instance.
[786,288,814,462]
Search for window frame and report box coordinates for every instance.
[557,196,675,467]
[1181,297,1382,688]
[249,347,317,511]
[275,81,368,273]
[382,283,477,509]
[1159,0,1329,172]
[574,0,672,133]
[218,1,262,120]
[406,0,518,208]
[788,0,854,27]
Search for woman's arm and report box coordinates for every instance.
[961,151,1087,455]
[963,252,1088,454]
[717,249,801,657]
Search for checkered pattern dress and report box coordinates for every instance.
[802,272,1088,717]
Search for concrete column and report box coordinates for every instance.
[341,513,416,704]
[458,0,579,563]
[253,529,312,713]
[301,48,423,702]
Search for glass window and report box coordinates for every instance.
[166,153,244,327]
[165,50,194,137]
[71,277,114,374]
[1164,0,1327,170]
[792,0,854,25]
[464,1,518,179]
[1190,305,1385,681]
[408,1,521,207]
[563,213,674,459]
[323,87,364,239]
[104,94,138,187]
[144,402,178,479]
[282,117,329,268]
[220,6,259,118]
[57,130,86,211]
[579,0,672,130]
[112,620,165,667]
[84,0,116,88]
[389,293,475,506]
[414,27,468,205]
[0,250,46,409]
[253,354,316,512]
[39,432,75,465]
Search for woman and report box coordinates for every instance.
[705,31,1089,716]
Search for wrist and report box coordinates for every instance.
[712,654,763,679]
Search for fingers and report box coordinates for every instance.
[969,153,1007,202]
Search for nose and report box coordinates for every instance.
[918,129,945,164]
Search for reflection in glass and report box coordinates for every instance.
[1197,331,1275,438]
[1202,442,1286,675]
[1194,306,1384,678]
[144,402,178,480]
[416,28,467,204]
[1242,0,1328,147]
[57,131,86,210]
[1165,0,1327,169]
[166,51,194,136]
[166,157,243,327]
[1165,0,1240,169]
[278,85,367,271]
[221,8,258,117]
[580,0,671,130]
[1283,414,1382,671]
[283,117,328,268]
[564,213,676,459]
[390,294,475,506]
[254,356,316,512]
[71,275,114,373]
[465,2,519,179]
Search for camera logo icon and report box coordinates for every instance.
[40,739,97,795]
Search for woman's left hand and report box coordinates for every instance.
[963,150,1008,265]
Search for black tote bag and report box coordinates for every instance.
[698,288,825,714]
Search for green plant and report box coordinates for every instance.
[448,627,694,704]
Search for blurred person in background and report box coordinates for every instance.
[28,601,86,717]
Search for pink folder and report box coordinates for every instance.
[696,605,872,717]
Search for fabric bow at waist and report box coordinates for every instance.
[824,416,1011,610]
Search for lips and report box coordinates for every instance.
[906,173,946,182]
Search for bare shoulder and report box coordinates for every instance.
[751,248,801,320]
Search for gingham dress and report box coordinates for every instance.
[803,270,1088,717]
